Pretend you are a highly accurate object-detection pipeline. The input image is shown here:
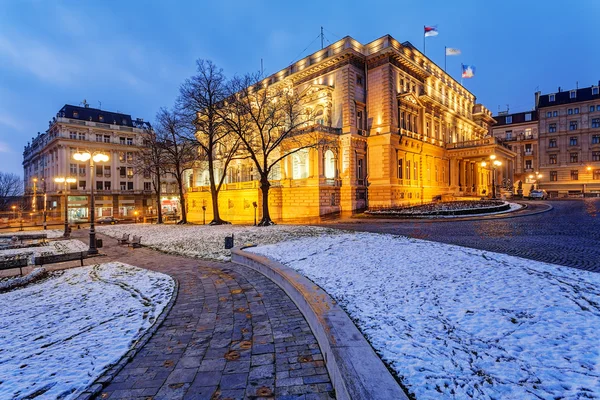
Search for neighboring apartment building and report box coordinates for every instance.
[22,104,179,221]
[537,85,600,197]
[186,35,514,223]
[491,111,539,195]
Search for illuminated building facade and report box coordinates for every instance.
[23,104,179,221]
[186,35,514,223]
[536,85,600,197]
[491,111,539,196]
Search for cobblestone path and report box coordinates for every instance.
[71,232,334,400]
[324,199,600,272]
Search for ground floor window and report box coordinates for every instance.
[571,170,579,180]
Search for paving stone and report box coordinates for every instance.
[85,232,332,399]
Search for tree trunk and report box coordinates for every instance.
[155,165,163,224]
[208,159,229,225]
[258,175,274,226]
[176,174,187,224]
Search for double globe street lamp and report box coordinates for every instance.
[73,151,109,255]
[481,155,502,199]
[528,172,543,190]
[54,177,77,237]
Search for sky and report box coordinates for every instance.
[1,0,599,177]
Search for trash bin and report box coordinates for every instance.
[224,235,234,249]
[96,239,103,248]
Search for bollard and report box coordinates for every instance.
[224,234,234,249]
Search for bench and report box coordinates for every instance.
[117,233,130,245]
[128,235,142,248]
[34,251,88,268]
[0,257,29,275]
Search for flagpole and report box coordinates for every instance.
[444,46,447,71]
[423,26,426,55]
[460,64,463,86]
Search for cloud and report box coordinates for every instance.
[0,141,11,153]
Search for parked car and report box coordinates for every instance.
[97,216,119,224]
[529,189,548,200]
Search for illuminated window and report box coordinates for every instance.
[550,171,557,181]
[569,121,578,131]
[594,170,600,180]
[570,153,578,163]
[324,150,335,179]
[571,170,578,180]
[292,150,309,179]
[549,154,557,164]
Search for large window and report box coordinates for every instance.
[569,136,578,146]
[571,170,578,180]
[592,119,600,128]
[593,135,600,144]
[70,163,77,175]
[569,121,578,131]
[549,154,557,164]
[96,165,103,177]
[324,150,335,179]
[127,167,134,178]
[570,153,578,163]
[549,123,557,133]
[397,155,403,179]
[144,182,151,191]
[593,151,600,161]
[525,160,532,169]
[292,150,309,179]
[549,138,557,148]
[550,171,557,181]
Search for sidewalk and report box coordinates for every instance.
[71,231,334,400]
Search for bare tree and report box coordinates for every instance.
[135,127,167,224]
[0,172,23,211]
[155,108,199,224]
[178,59,241,225]
[223,73,327,226]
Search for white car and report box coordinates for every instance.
[529,190,548,200]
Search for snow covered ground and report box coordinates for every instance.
[0,239,88,263]
[0,262,174,400]
[98,224,341,260]
[248,233,600,399]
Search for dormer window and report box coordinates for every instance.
[570,90,576,99]
[122,119,127,125]
[73,111,79,118]
[549,94,555,102]
[98,115,104,122]
[593,87,599,96]
[525,113,532,121]
[506,116,512,124]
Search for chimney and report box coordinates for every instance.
[534,91,541,109]
[558,86,561,92]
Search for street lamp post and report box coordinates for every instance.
[73,151,109,255]
[32,178,37,213]
[55,177,77,237]
[11,205,16,220]
[481,155,502,199]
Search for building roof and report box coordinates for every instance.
[538,85,600,108]
[493,110,538,127]
[57,104,150,128]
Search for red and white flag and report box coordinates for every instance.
[424,26,438,37]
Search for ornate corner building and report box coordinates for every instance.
[22,104,179,221]
[186,35,515,223]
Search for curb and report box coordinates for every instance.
[75,278,180,400]
[231,246,409,400]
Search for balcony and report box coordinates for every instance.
[524,150,534,156]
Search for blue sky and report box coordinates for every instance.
[1,0,599,176]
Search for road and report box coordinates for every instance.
[323,199,600,272]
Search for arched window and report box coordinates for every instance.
[202,170,210,186]
[324,150,335,179]
[292,150,309,179]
